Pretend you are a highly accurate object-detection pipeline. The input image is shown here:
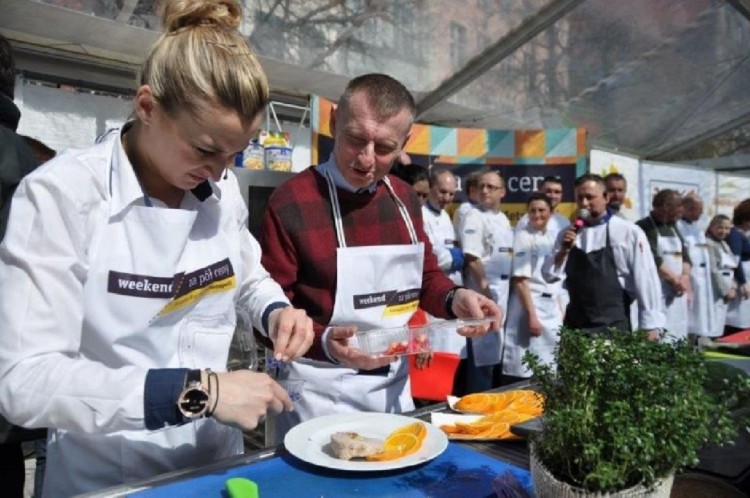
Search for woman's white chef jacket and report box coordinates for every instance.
[542,215,665,331]
[0,132,289,495]
[502,225,564,377]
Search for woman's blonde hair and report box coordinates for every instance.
[140,0,268,124]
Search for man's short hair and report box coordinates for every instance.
[652,189,679,208]
[464,168,489,192]
[390,163,428,186]
[0,34,16,100]
[338,73,416,125]
[429,168,454,186]
[574,173,606,190]
[604,172,626,185]
[541,175,562,187]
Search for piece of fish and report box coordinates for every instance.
[330,431,384,460]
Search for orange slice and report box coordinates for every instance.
[384,433,420,454]
[388,422,427,443]
[366,432,421,462]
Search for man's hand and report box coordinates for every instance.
[742,283,750,300]
[211,370,293,431]
[326,326,396,371]
[268,306,314,362]
[450,288,503,336]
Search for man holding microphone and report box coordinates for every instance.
[543,174,664,335]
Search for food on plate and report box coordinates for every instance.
[366,422,426,461]
[330,432,384,460]
[440,411,536,439]
[454,390,544,416]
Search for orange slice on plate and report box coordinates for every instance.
[388,421,427,443]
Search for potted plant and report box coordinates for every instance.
[523,328,749,497]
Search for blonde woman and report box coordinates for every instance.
[0,1,313,494]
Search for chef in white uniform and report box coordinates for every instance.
[421,169,467,357]
[0,3,314,496]
[636,189,691,340]
[544,174,664,336]
[452,169,484,237]
[503,193,565,381]
[259,74,502,442]
[676,193,715,337]
[516,176,571,234]
[459,170,513,393]
[422,169,463,286]
[726,199,750,331]
[705,215,739,336]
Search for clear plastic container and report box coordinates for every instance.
[356,324,432,357]
[356,318,494,357]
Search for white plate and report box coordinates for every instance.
[284,412,448,472]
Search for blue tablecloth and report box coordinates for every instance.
[132,442,532,498]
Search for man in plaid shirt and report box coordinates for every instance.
[260,73,502,438]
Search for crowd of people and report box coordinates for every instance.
[0,0,748,496]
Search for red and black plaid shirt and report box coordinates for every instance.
[260,167,455,361]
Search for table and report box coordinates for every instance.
[79,384,533,498]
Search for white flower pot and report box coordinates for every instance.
[530,447,674,498]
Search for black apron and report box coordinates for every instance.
[564,222,632,333]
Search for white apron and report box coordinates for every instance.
[471,226,514,367]
[503,231,564,377]
[655,221,688,339]
[712,251,739,336]
[45,140,242,495]
[726,260,750,329]
[682,230,715,336]
[273,174,422,442]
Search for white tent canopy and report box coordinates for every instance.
[2,0,750,170]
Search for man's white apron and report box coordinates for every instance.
[679,224,715,336]
[273,174,423,442]
[470,226,514,367]
[655,223,688,339]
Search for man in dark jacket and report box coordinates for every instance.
[0,33,43,498]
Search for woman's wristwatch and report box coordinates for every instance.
[177,369,211,419]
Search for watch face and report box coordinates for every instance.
[179,385,209,417]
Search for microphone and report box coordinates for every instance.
[563,208,590,249]
[573,208,591,232]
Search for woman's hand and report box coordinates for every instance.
[211,370,292,431]
[268,306,314,362]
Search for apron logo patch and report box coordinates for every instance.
[159,259,236,316]
[108,259,237,316]
[108,272,175,298]
[353,288,421,317]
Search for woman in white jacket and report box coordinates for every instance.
[705,215,739,336]
[502,192,565,382]
[0,1,313,495]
